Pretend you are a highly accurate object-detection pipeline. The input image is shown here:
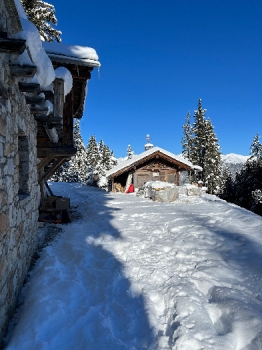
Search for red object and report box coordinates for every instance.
[126,184,134,193]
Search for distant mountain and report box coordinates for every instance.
[221,153,249,177]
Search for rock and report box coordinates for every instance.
[144,182,179,202]
[186,185,202,196]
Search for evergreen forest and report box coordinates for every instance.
[181,99,262,216]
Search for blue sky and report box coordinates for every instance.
[51,0,262,157]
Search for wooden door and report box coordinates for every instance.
[136,173,151,188]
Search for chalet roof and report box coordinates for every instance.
[42,42,100,68]
[107,147,200,178]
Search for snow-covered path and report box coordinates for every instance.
[6,183,262,350]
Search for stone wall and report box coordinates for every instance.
[0,1,39,342]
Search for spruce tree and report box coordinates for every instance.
[219,167,235,203]
[203,119,223,194]
[233,159,262,213]
[21,0,62,42]
[98,140,114,176]
[250,133,262,160]
[191,99,207,174]
[86,135,100,171]
[181,111,193,161]
[127,144,134,159]
[189,98,222,193]
[220,135,262,215]
[52,120,90,183]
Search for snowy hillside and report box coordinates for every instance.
[221,153,249,176]
[5,183,262,350]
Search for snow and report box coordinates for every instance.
[107,147,196,177]
[145,181,176,189]
[12,1,55,88]
[13,49,35,66]
[42,42,101,67]
[42,100,53,115]
[5,182,262,349]
[55,67,73,97]
[221,153,249,165]
[13,0,27,19]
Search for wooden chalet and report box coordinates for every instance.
[107,147,195,192]
[37,42,100,202]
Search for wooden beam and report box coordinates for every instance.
[45,181,54,196]
[0,36,26,54]
[72,72,91,80]
[39,157,65,183]
[73,80,86,119]
[25,94,45,105]
[18,82,40,94]
[35,115,62,123]
[62,90,74,145]
[9,64,37,77]
[39,180,45,208]
[53,78,64,118]
[31,106,49,114]
[37,155,54,174]
[37,146,77,157]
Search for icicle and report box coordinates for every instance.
[98,66,100,79]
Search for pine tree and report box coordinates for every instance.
[181,111,193,161]
[233,159,262,213]
[52,120,90,183]
[21,0,62,42]
[189,98,222,193]
[127,144,134,159]
[71,120,90,182]
[86,135,100,171]
[250,133,262,161]
[98,140,115,176]
[191,99,207,174]
[220,135,262,215]
[219,166,235,203]
[203,119,223,194]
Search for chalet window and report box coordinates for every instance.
[18,135,30,198]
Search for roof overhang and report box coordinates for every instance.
[108,150,192,178]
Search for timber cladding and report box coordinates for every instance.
[110,151,191,191]
[134,161,179,187]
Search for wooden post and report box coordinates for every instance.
[53,78,64,118]
[39,157,65,183]
[37,155,54,175]
[40,180,45,208]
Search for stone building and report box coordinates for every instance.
[0,0,100,342]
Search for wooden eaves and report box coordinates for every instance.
[35,54,96,191]
[108,151,192,179]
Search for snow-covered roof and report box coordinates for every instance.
[107,147,199,177]
[42,42,100,68]
[13,0,55,88]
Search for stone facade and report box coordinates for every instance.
[0,0,39,342]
